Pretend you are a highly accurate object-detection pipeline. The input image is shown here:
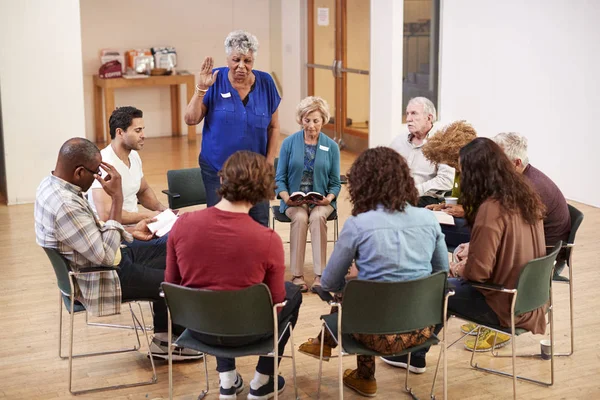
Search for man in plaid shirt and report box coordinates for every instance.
[35,138,201,361]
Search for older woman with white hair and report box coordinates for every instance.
[275,96,341,292]
[185,30,281,227]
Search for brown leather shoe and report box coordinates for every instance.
[298,338,332,361]
[343,369,377,397]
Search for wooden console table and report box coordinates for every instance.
[93,74,197,143]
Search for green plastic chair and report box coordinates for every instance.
[161,167,207,209]
[434,243,562,400]
[161,282,298,400]
[43,248,157,394]
[314,271,453,399]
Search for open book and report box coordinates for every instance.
[147,209,178,237]
[431,210,455,225]
[289,191,324,202]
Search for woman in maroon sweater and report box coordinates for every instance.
[166,150,302,400]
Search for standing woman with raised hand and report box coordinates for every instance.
[185,30,281,227]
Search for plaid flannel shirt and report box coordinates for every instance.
[35,175,133,316]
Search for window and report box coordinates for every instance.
[403,0,440,117]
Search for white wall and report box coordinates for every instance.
[80,0,271,140]
[279,0,306,135]
[0,0,86,205]
[439,0,600,207]
[369,0,404,148]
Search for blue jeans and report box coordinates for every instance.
[190,282,303,375]
[414,278,500,359]
[126,233,169,249]
[199,155,270,227]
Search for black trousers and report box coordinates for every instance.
[191,282,303,375]
[117,244,170,333]
[417,196,443,208]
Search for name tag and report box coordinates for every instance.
[220,92,231,98]
[319,145,329,152]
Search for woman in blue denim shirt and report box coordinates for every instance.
[298,147,448,397]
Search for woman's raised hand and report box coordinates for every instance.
[197,56,219,90]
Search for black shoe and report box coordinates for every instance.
[380,354,426,374]
[247,375,286,399]
[220,372,244,399]
[553,261,569,282]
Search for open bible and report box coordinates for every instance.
[289,191,324,202]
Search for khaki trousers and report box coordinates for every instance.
[285,204,334,276]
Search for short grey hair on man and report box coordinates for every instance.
[224,30,259,56]
[408,97,437,122]
[492,132,529,166]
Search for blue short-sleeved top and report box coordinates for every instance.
[200,67,281,171]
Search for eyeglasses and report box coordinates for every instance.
[78,165,102,176]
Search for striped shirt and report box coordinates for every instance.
[35,175,132,316]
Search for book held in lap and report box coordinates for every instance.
[147,209,178,237]
[289,191,324,203]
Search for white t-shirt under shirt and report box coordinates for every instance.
[88,145,144,214]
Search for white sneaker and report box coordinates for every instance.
[148,337,204,361]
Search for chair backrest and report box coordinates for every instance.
[567,204,584,245]
[161,282,275,337]
[514,242,562,316]
[166,167,207,209]
[43,247,73,296]
[565,204,584,265]
[341,271,448,335]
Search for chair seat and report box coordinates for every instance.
[450,312,528,336]
[62,294,86,314]
[271,206,338,223]
[175,329,277,359]
[321,314,440,357]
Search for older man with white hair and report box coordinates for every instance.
[390,97,455,207]
[492,132,571,280]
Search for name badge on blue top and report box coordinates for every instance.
[319,145,329,152]
[221,92,231,98]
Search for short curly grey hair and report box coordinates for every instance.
[295,96,331,125]
[224,30,259,56]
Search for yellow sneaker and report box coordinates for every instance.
[464,328,511,352]
[460,323,480,336]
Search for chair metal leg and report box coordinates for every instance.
[338,311,344,400]
[317,324,325,399]
[430,346,443,398]
[57,293,63,358]
[273,306,280,400]
[553,260,574,356]
[67,301,157,394]
[402,353,420,400]
[198,354,209,400]
[289,323,299,400]
[168,309,173,400]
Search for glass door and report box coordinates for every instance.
[307,0,370,148]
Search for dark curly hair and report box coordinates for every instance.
[347,147,418,216]
[422,120,477,169]
[459,138,545,226]
[218,151,275,205]
[109,106,143,139]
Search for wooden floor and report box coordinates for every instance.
[1,136,599,399]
